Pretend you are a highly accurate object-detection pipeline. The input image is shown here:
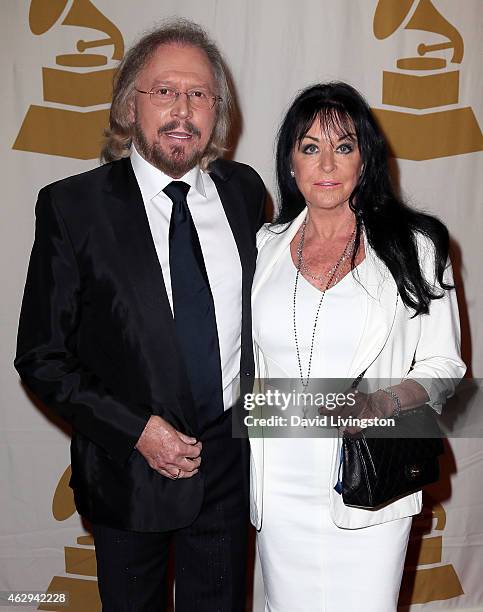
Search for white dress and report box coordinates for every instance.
[252,248,412,612]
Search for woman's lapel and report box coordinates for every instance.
[346,237,399,378]
[252,208,307,300]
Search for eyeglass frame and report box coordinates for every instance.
[134,87,222,110]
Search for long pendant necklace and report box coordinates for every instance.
[293,219,356,411]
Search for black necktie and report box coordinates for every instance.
[164,181,224,428]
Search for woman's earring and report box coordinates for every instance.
[290,169,295,177]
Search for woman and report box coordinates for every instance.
[250,82,466,611]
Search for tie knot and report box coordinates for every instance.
[163,181,190,203]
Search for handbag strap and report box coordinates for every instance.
[351,369,367,389]
[335,369,368,495]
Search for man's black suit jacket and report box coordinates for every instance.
[15,156,266,532]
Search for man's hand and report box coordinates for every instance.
[135,415,202,479]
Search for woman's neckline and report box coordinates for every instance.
[288,247,367,294]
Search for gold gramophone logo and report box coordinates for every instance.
[372,0,483,160]
[38,466,101,611]
[399,494,464,606]
[13,0,124,160]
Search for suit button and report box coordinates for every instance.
[244,371,251,376]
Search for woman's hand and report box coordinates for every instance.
[318,389,394,433]
[318,380,430,433]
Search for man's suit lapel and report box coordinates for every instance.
[104,157,199,431]
[106,158,174,323]
[209,160,255,276]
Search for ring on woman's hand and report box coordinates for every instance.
[172,468,181,480]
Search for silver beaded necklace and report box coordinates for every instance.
[293,218,356,395]
[299,233,356,284]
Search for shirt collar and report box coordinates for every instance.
[130,145,206,201]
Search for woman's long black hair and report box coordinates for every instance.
[275,81,452,315]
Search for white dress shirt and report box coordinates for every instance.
[130,146,242,410]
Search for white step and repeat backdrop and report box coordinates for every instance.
[1,1,482,610]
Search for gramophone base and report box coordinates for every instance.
[382,70,459,109]
[372,106,483,160]
[37,575,100,611]
[13,105,109,160]
[42,67,116,106]
[399,564,464,605]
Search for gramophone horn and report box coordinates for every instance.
[29,0,69,35]
[374,0,416,39]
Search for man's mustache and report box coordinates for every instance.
[158,121,201,138]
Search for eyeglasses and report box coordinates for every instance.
[135,86,222,110]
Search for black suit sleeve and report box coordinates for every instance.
[255,180,267,231]
[14,188,151,465]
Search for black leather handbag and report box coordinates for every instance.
[339,404,444,509]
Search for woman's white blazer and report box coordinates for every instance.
[250,208,466,530]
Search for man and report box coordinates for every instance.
[15,19,265,612]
